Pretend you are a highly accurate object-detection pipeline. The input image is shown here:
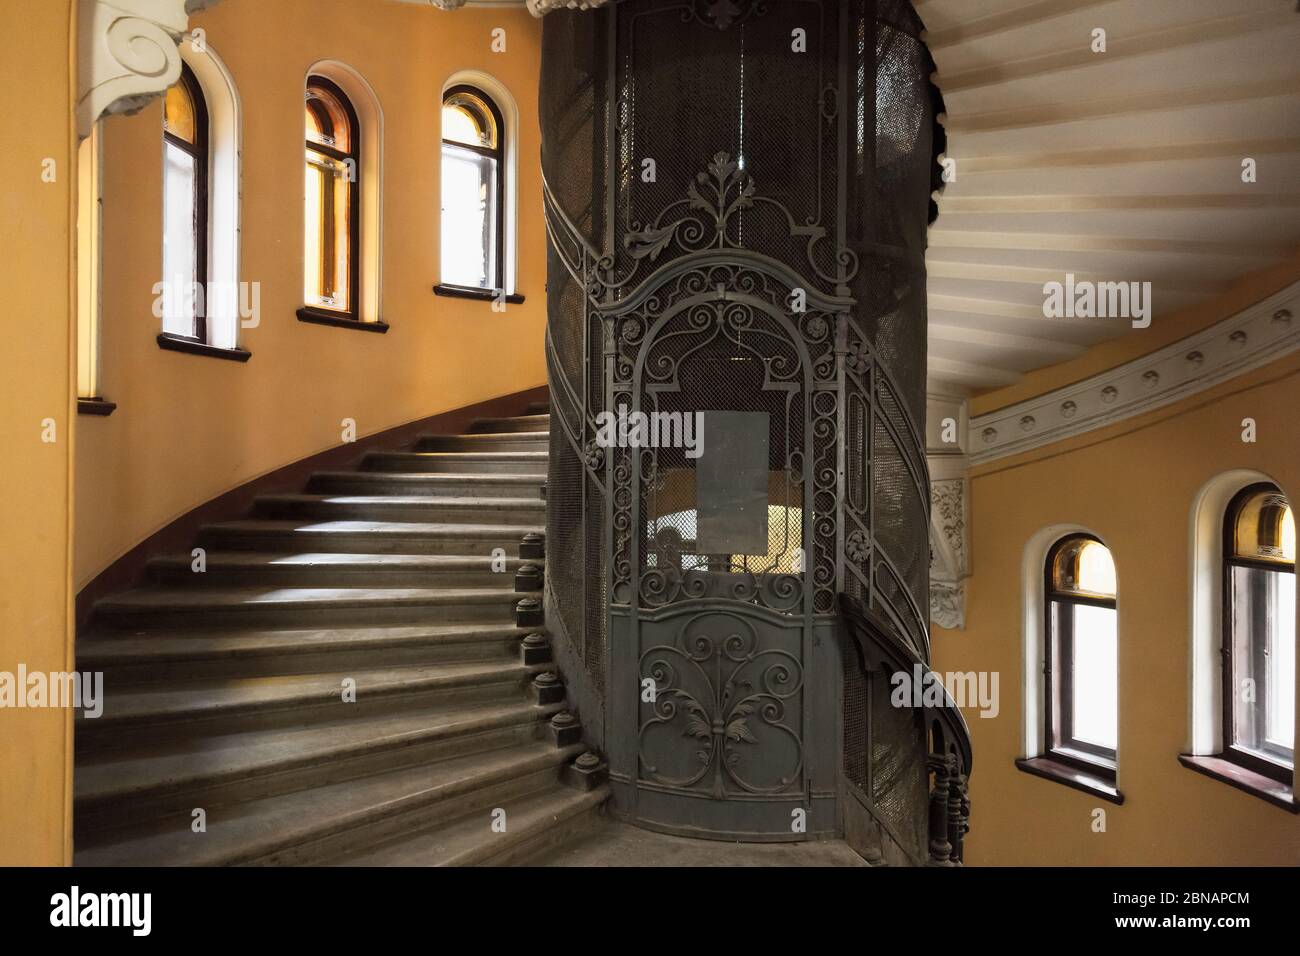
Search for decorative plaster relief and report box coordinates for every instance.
[77,0,220,139]
[968,282,1300,465]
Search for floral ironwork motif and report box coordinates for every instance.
[640,612,804,795]
[613,152,854,297]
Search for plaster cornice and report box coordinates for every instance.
[968,281,1300,465]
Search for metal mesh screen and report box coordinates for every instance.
[869,668,929,854]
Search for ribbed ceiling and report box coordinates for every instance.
[920,0,1300,392]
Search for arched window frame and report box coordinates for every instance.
[156,40,247,361]
[301,74,362,324]
[1018,528,1123,804]
[1043,534,1119,773]
[161,61,210,344]
[437,83,510,299]
[1221,483,1295,782]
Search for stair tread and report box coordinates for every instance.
[471,414,550,426]
[204,518,543,536]
[328,783,607,866]
[425,431,550,441]
[148,551,543,571]
[255,494,544,508]
[74,740,583,866]
[76,697,560,806]
[311,471,544,482]
[372,450,548,458]
[78,621,530,665]
[97,585,525,613]
[78,659,548,726]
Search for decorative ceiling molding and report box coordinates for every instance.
[76,0,221,140]
[923,0,1300,393]
[968,280,1300,466]
[526,0,608,14]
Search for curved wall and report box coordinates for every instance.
[933,258,1300,865]
[75,0,548,588]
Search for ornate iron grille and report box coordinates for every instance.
[541,0,940,844]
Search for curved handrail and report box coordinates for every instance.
[838,592,972,776]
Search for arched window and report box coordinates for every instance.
[1223,484,1295,778]
[1045,535,1119,777]
[303,76,360,321]
[162,62,209,341]
[440,85,505,294]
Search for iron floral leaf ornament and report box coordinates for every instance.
[621,151,849,293]
[626,152,756,262]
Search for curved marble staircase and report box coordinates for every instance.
[74,406,609,866]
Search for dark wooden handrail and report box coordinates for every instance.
[838,592,973,776]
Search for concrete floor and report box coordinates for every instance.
[537,819,870,867]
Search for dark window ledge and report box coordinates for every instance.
[433,283,524,305]
[1016,755,1124,805]
[297,308,390,333]
[77,397,117,416]
[157,333,251,362]
[1179,753,1297,814]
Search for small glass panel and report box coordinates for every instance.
[306,85,352,152]
[304,149,352,311]
[1051,537,1117,600]
[1229,564,1296,759]
[1070,604,1118,750]
[440,144,497,289]
[162,140,198,336]
[696,411,770,555]
[164,81,196,144]
[1233,490,1296,564]
[442,91,497,149]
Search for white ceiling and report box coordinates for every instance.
[920,0,1300,393]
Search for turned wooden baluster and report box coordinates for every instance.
[948,766,968,864]
[927,754,954,866]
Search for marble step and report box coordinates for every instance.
[147,551,541,590]
[76,660,553,748]
[252,493,545,524]
[415,431,550,454]
[92,585,525,628]
[77,621,536,682]
[468,414,551,434]
[326,781,608,866]
[363,450,548,475]
[76,698,565,834]
[74,740,586,866]
[305,470,546,498]
[198,518,542,556]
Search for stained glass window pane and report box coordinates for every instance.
[164,82,196,144]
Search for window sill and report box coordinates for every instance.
[1178,753,1298,814]
[433,284,524,305]
[77,397,117,417]
[1016,755,1124,805]
[297,308,390,333]
[156,334,251,362]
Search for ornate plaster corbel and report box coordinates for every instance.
[76,0,222,140]
[929,477,969,630]
[927,393,970,631]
